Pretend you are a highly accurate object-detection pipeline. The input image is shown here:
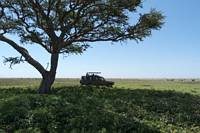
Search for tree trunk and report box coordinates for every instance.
[38,53,59,94]
[38,73,55,94]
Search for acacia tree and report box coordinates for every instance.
[0,0,164,93]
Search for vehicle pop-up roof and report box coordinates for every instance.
[86,72,101,75]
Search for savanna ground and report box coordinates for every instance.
[0,78,200,133]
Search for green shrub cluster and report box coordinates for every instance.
[0,86,199,133]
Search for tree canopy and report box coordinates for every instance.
[0,0,164,93]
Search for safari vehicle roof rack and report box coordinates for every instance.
[86,72,101,75]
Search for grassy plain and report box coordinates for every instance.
[1,78,200,95]
[0,78,200,132]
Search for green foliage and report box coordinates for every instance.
[0,0,164,54]
[0,82,200,132]
[3,56,24,68]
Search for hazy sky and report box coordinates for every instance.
[0,0,200,78]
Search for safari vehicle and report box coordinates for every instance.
[80,72,114,87]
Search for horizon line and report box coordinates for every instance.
[0,77,199,80]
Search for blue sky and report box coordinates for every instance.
[0,0,200,78]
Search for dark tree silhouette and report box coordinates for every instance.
[0,0,164,93]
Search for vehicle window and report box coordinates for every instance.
[100,77,105,81]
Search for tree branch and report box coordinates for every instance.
[29,0,59,53]
[0,35,47,76]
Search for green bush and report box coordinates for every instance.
[0,86,199,132]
